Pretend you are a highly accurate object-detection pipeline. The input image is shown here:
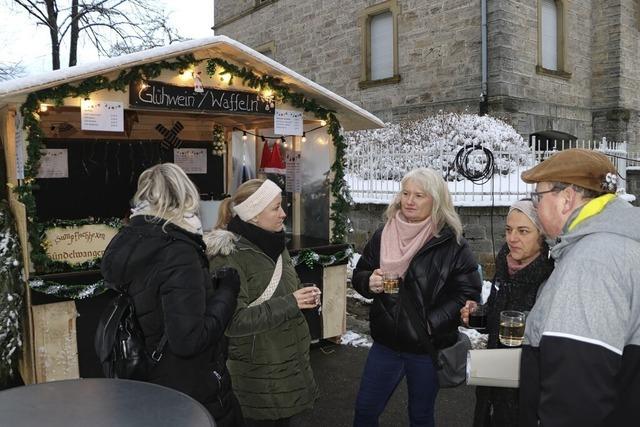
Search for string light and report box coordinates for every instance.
[38,103,48,113]
[242,131,247,141]
[320,120,327,126]
[301,132,307,143]
[281,136,287,148]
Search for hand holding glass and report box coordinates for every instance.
[468,304,488,330]
[382,272,401,294]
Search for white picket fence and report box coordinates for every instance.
[345,138,629,206]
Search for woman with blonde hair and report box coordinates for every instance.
[205,178,319,427]
[352,167,481,427]
[101,163,243,426]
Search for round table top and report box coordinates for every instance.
[0,378,216,427]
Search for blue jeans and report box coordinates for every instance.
[353,342,439,427]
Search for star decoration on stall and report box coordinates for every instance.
[155,121,184,149]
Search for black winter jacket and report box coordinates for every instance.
[473,243,553,427]
[353,225,481,352]
[101,216,242,425]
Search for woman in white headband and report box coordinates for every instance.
[205,179,319,426]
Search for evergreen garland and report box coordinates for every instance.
[14,53,351,284]
[0,201,25,384]
[291,246,354,270]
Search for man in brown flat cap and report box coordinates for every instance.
[517,148,640,427]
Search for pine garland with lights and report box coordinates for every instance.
[0,201,25,384]
[291,246,354,270]
[14,54,352,289]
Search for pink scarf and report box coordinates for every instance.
[380,211,434,278]
[506,253,538,277]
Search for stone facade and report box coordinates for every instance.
[215,0,640,152]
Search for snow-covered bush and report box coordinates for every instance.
[345,112,532,181]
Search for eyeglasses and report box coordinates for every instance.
[530,185,566,207]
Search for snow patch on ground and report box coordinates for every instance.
[340,330,373,348]
[347,287,372,304]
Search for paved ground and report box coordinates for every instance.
[291,308,476,427]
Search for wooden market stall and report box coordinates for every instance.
[0,35,383,384]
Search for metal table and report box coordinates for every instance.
[0,378,216,427]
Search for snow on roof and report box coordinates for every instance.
[0,35,383,131]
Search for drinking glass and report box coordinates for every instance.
[499,310,526,347]
[382,272,400,294]
[301,283,322,314]
[468,304,488,330]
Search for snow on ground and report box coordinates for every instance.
[340,330,373,348]
[347,287,372,305]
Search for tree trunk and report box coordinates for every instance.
[44,0,60,70]
[68,0,79,67]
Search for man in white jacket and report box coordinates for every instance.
[518,148,640,427]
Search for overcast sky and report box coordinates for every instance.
[0,0,214,76]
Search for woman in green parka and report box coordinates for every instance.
[204,178,319,427]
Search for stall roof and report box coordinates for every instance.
[0,35,383,131]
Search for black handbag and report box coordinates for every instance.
[403,298,471,388]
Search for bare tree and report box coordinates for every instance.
[0,62,25,80]
[8,0,186,70]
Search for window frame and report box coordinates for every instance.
[359,0,401,89]
[536,0,571,79]
[255,41,277,59]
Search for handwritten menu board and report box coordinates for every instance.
[81,100,124,132]
[174,148,207,174]
[274,109,304,136]
[37,149,69,178]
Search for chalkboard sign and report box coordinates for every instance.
[34,139,224,221]
[130,80,275,115]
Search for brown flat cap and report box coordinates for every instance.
[521,148,618,193]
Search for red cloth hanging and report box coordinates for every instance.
[259,141,286,175]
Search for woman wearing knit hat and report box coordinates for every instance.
[460,199,554,427]
[204,179,318,427]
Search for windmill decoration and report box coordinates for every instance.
[155,121,184,150]
[212,124,226,156]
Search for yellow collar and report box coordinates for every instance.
[568,193,616,232]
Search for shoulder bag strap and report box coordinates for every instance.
[248,255,283,307]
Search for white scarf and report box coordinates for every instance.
[131,201,203,235]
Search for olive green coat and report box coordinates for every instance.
[204,229,318,420]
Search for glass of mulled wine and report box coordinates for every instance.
[468,304,488,330]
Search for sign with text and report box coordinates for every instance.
[44,224,119,265]
[285,151,302,193]
[174,148,207,174]
[37,149,68,178]
[274,109,304,136]
[130,80,274,115]
[81,100,124,132]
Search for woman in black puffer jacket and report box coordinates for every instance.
[101,163,244,426]
[352,168,481,427]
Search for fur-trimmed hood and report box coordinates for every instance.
[204,229,239,258]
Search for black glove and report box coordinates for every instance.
[212,267,241,296]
